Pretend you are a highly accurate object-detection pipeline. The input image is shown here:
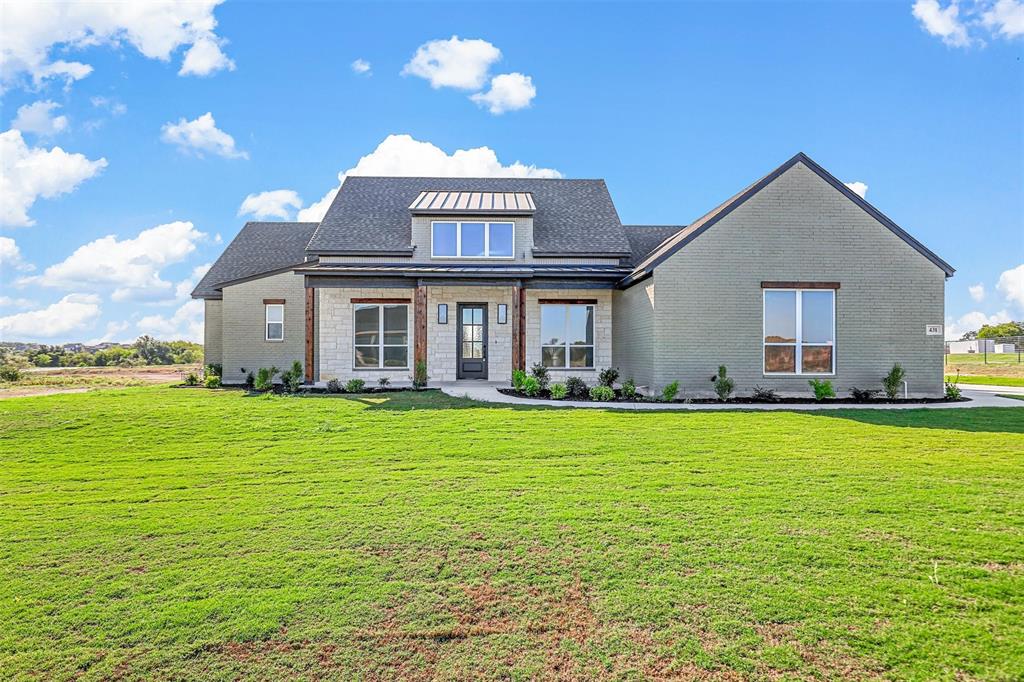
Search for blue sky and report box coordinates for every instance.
[1,0,1021,343]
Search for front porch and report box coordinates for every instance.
[302,278,614,387]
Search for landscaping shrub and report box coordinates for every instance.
[589,385,615,402]
[244,371,255,390]
[711,365,734,402]
[345,378,366,393]
[808,378,836,400]
[412,361,428,389]
[882,363,906,400]
[377,377,390,389]
[204,375,221,388]
[279,361,304,394]
[205,363,222,378]
[326,378,342,394]
[850,387,879,401]
[184,372,200,386]
[621,378,637,399]
[565,376,589,400]
[522,376,541,397]
[254,367,278,392]
[550,382,567,399]
[598,367,619,388]
[661,381,680,402]
[0,365,22,382]
[511,369,527,391]
[945,371,962,401]
[529,362,550,390]
[751,385,778,401]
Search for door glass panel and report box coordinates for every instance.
[462,307,474,324]
[764,291,796,343]
[461,223,485,256]
[801,291,834,344]
[473,307,483,325]
[764,345,796,373]
[540,305,565,345]
[354,305,379,345]
[433,222,457,256]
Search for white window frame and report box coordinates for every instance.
[430,221,515,259]
[540,303,596,369]
[762,289,836,376]
[265,303,284,342]
[353,303,410,370]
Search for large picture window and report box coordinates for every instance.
[265,304,284,341]
[763,289,835,374]
[540,303,595,368]
[354,304,409,369]
[431,221,514,258]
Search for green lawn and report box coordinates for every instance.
[945,352,1024,386]
[948,374,1024,387]
[2,388,1022,680]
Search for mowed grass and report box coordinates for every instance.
[1,388,1022,680]
[945,352,1024,385]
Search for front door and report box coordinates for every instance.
[457,303,488,379]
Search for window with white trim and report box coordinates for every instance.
[763,289,835,374]
[431,221,514,258]
[540,304,595,368]
[354,304,409,369]
[265,304,284,341]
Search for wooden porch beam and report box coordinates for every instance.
[414,284,427,370]
[304,287,314,383]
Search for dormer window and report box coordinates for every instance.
[431,221,515,259]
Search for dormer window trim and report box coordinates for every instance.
[430,220,516,259]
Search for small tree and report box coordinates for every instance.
[597,367,620,388]
[529,362,550,390]
[882,363,906,400]
[412,361,428,389]
[711,365,734,402]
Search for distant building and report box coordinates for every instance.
[947,339,995,354]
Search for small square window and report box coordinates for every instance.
[497,303,507,324]
[438,303,448,324]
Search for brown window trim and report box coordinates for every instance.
[263,298,286,304]
[760,281,840,290]
[350,297,412,304]
[537,298,598,305]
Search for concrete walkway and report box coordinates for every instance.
[438,381,1024,410]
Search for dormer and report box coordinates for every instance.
[409,191,535,261]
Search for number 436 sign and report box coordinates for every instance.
[926,324,942,336]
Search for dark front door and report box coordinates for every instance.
[457,303,488,379]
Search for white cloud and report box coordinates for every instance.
[0,129,107,227]
[0,296,35,309]
[179,34,235,76]
[295,134,562,222]
[996,263,1024,308]
[12,100,69,136]
[402,36,501,90]
[0,293,101,340]
[913,0,971,46]
[0,0,232,90]
[944,309,1012,340]
[351,58,371,75]
[470,72,536,114]
[137,299,204,342]
[238,190,303,220]
[173,263,212,301]
[160,112,247,159]
[24,221,206,303]
[87,320,132,345]
[844,181,868,198]
[0,237,35,272]
[968,283,986,302]
[90,96,127,116]
[983,0,1024,37]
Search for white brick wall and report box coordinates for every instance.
[650,162,946,397]
[612,281,654,388]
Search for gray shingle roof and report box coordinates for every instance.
[307,176,630,256]
[623,225,686,266]
[191,222,318,299]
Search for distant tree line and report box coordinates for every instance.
[959,321,1024,341]
[1,336,202,368]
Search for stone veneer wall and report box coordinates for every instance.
[318,287,416,384]
[425,285,514,382]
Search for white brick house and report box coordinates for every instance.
[193,153,954,397]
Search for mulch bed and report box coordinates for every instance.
[497,388,968,405]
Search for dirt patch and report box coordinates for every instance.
[0,386,92,400]
[0,364,198,399]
